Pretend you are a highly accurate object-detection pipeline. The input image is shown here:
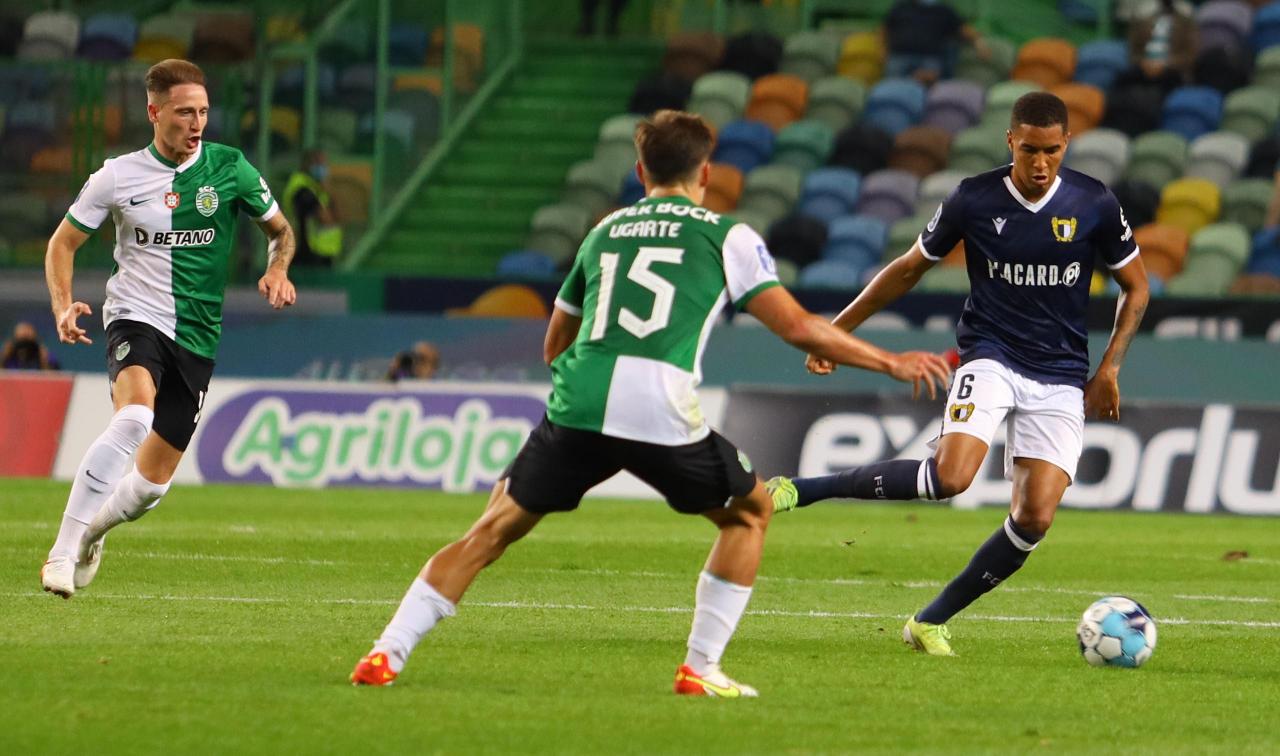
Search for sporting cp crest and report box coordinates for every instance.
[195,185,219,217]
[1051,216,1077,242]
[949,402,975,423]
[164,192,180,209]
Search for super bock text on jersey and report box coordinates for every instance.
[919,166,1138,388]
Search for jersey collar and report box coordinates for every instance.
[147,141,204,173]
[1002,173,1061,213]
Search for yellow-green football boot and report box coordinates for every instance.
[902,617,955,656]
[765,476,798,513]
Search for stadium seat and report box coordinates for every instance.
[389,23,429,66]
[721,31,784,80]
[714,120,775,174]
[1247,227,1280,276]
[1011,38,1077,88]
[337,64,377,111]
[1256,45,1280,90]
[767,213,827,266]
[663,32,725,82]
[388,89,441,150]
[192,11,254,62]
[888,126,952,178]
[1162,86,1224,141]
[1157,177,1222,234]
[856,169,920,225]
[240,106,302,150]
[917,264,971,292]
[863,78,926,138]
[773,257,799,287]
[595,114,643,175]
[619,171,644,205]
[806,76,866,133]
[1134,223,1191,280]
[132,14,195,62]
[949,126,1010,174]
[628,74,691,115]
[321,18,371,64]
[772,120,834,172]
[78,13,137,60]
[1220,178,1274,230]
[1124,131,1189,189]
[690,72,752,128]
[829,123,893,174]
[923,80,985,135]
[318,107,359,154]
[18,11,79,60]
[1192,45,1253,94]
[1257,3,1280,51]
[982,81,1039,129]
[955,35,1015,88]
[1111,179,1162,228]
[1195,0,1254,56]
[797,168,862,227]
[889,212,932,261]
[496,250,558,280]
[780,31,841,84]
[562,160,623,219]
[328,162,372,224]
[278,64,337,107]
[797,258,864,290]
[1102,82,1165,137]
[1074,39,1128,90]
[1221,86,1280,144]
[744,74,809,132]
[527,203,591,264]
[704,163,745,213]
[836,31,885,85]
[738,164,805,227]
[916,170,966,214]
[1065,128,1130,185]
[1051,82,1105,134]
[429,24,484,91]
[1166,221,1252,296]
[823,215,887,267]
[1185,131,1250,188]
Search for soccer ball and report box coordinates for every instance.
[1076,596,1157,668]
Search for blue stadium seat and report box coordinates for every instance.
[1162,86,1224,141]
[619,170,644,205]
[389,24,428,66]
[823,215,887,268]
[797,258,865,290]
[1255,2,1280,51]
[855,169,920,225]
[863,78,926,137]
[798,168,861,227]
[78,13,137,60]
[1247,227,1280,276]
[497,249,559,280]
[923,80,985,135]
[1074,39,1128,91]
[713,120,775,174]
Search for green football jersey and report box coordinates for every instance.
[67,141,279,359]
[547,195,780,445]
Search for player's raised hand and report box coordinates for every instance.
[889,351,952,400]
[258,269,297,310]
[1084,368,1121,421]
[805,353,836,375]
[56,301,93,345]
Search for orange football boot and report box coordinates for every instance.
[350,651,398,686]
[673,664,758,697]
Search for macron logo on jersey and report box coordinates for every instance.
[135,228,216,248]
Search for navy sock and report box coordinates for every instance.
[916,516,1043,625]
[792,458,939,507]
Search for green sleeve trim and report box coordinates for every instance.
[65,212,97,234]
[734,279,781,311]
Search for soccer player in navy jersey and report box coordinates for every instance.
[769,92,1150,655]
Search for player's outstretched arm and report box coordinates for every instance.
[45,218,93,345]
[543,306,582,365]
[747,286,951,399]
[256,213,297,310]
[1085,254,1150,421]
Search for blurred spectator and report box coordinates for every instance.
[2,322,59,370]
[1114,0,1197,96]
[386,341,440,382]
[579,0,629,37]
[1267,159,1280,229]
[882,0,990,84]
[284,148,342,267]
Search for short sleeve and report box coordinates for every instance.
[723,223,781,309]
[236,152,279,222]
[917,185,965,261]
[65,161,116,233]
[1094,189,1140,269]
[554,252,586,316]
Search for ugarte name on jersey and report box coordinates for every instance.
[600,201,723,240]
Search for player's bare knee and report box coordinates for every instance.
[1011,508,1054,538]
[934,465,975,499]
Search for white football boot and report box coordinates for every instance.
[75,537,104,590]
[41,556,76,599]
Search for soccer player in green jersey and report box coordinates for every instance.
[40,59,298,598]
[351,111,951,695]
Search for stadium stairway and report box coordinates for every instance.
[365,37,661,277]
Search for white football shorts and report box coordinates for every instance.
[931,358,1084,482]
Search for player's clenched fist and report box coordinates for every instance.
[56,301,93,345]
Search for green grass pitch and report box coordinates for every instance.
[2,478,1278,755]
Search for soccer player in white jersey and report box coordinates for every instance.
[40,59,298,598]
[769,92,1151,655]
[350,111,952,694]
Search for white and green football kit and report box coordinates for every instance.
[66,141,279,360]
[547,195,780,445]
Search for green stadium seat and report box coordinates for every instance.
[955,36,1015,89]
[1220,178,1274,231]
[1185,131,1250,189]
[1166,222,1251,296]
[562,160,623,219]
[1065,128,1130,186]
[948,126,1010,174]
[527,202,591,264]
[689,72,751,128]
[1124,131,1188,190]
[1221,86,1280,144]
[780,31,841,84]
[737,164,804,228]
[772,120,834,172]
[915,170,966,215]
[983,80,1040,125]
[806,76,866,133]
[594,114,642,181]
[730,207,775,237]
[888,212,932,262]
[917,264,970,292]
[1156,177,1221,235]
[773,257,798,287]
[1256,46,1280,91]
[318,108,358,154]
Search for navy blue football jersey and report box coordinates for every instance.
[919,166,1138,388]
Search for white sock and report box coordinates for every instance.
[49,404,153,560]
[374,578,457,672]
[82,469,171,549]
[684,570,753,674]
